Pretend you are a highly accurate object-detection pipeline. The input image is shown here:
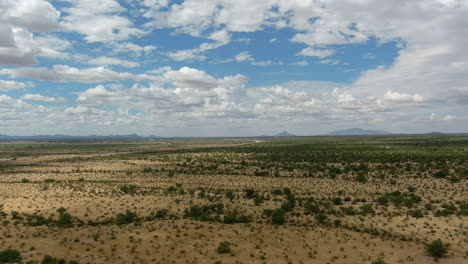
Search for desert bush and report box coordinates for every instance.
[425,239,448,258]
[371,258,386,264]
[315,213,327,224]
[408,209,424,218]
[216,242,231,254]
[271,209,286,225]
[433,170,449,178]
[116,210,138,225]
[355,173,367,183]
[0,249,22,263]
[225,190,235,201]
[120,185,137,194]
[57,213,73,227]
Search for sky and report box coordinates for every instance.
[0,0,467,137]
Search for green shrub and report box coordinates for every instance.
[0,249,22,263]
[116,210,138,225]
[216,241,231,254]
[355,173,367,183]
[433,170,448,178]
[371,258,386,264]
[425,239,448,258]
[57,213,73,227]
[271,209,286,225]
[332,197,342,205]
[41,255,68,264]
[408,209,424,218]
[21,178,30,183]
[225,191,235,201]
[271,189,282,195]
[315,213,327,224]
[120,185,137,194]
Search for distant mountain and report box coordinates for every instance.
[426,132,443,135]
[274,131,297,137]
[329,128,391,136]
[0,133,160,141]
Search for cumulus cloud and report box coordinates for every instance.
[1,0,467,135]
[61,0,145,42]
[0,0,60,32]
[74,67,249,120]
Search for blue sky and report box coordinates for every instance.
[0,0,467,136]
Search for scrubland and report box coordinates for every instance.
[0,135,467,263]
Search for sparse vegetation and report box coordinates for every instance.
[0,135,465,263]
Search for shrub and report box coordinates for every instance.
[271,209,286,225]
[57,213,73,227]
[408,209,424,218]
[425,239,448,258]
[41,255,68,264]
[216,241,231,254]
[449,176,460,183]
[271,189,282,195]
[0,249,22,263]
[371,258,386,264]
[21,178,30,183]
[355,173,367,183]
[332,197,342,205]
[225,191,235,201]
[315,213,327,224]
[304,201,320,214]
[154,209,169,218]
[360,204,374,215]
[116,210,138,225]
[120,185,137,194]
[433,170,448,179]
[244,188,256,198]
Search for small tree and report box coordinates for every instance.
[426,239,448,258]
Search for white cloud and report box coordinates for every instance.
[297,48,335,59]
[234,51,281,66]
[430,113,467,121]
[61,0,145,42]
[21,94,67,104]
[164,29,231,61]
[234,51,253,62]
[0,0,60,32]
[383,91,425,104]
[87,56,140,68]
[0,80,33,91]
[1,65,158,83]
